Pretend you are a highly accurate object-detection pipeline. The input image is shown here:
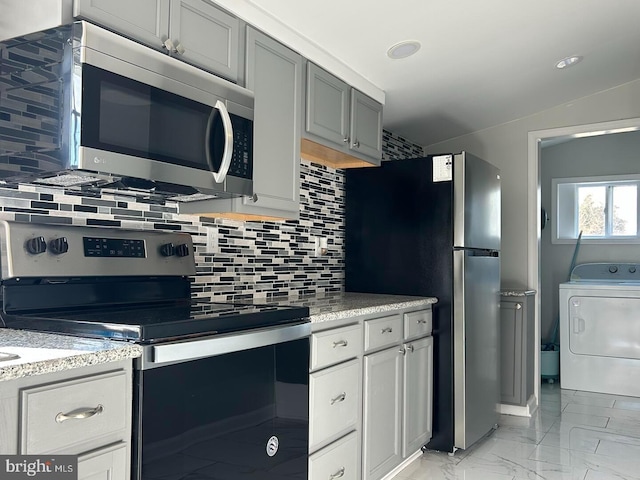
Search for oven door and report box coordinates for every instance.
[133,322,310,480]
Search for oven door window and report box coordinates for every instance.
[136,338,309,480]
[81,64,227,173]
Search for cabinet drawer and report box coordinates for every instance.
[312,324,362,371]
[364,314,402,352]
[310,359,360,449]
[404,309,432,340]
[21,370,128,454]
[309,431,358,480]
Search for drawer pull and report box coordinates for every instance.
[55,404,104,424]
[381,327,393,334]
[330,392,346,405]
[417,318,428,324]
[332,340,348,348]
[329,467,345,479]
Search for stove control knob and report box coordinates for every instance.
[609,265,619,274]
[49,237,69,255]
[175,243,190,257]
[160,243,175,257]
[25,236,47,255]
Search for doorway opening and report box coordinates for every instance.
[527,117,640,406]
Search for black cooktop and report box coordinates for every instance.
[0,300,310,343]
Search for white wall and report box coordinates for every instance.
[425,78,640,288]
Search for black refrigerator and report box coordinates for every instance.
[345,151,501,453]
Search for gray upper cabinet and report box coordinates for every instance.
[181,26,303,220]
[304,63,382,165]
[74,0,240,81]
[73,0,170,50]
[306,63,350,145]
[241,27,302,218]
[350,89,383,160]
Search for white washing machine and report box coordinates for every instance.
[560,262,640,397]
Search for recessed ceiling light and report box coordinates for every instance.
[555,55,583,69]
[387,41,421,60]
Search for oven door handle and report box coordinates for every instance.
[149,321,311,367]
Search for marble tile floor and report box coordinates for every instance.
[394,383,640,480]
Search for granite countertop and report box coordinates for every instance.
[280,292,437,324]
[0,330,142,382]
[0,293,436,380]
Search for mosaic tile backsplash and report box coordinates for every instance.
[0,131,422,302]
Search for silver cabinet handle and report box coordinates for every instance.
[351,140,360,148]
[515,303,522,310]
[55,404,103,423]
[417,319,428,324]
[329,467,345,479]
[175,41,186,55]
[381,327,393,334]
[343,136,350,143]
[205,100,234,184]
[333,340,348,348]
[162,38,176,52]
[406,344,414,353]
[330,392,346,405]
[399,347,406,355]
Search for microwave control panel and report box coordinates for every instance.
[229,115,253,180]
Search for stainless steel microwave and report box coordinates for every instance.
[0,21,254,200]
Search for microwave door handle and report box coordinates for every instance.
[205,100,234,183]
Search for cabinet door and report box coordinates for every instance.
[402,336,433,457]
[363,347,402,480]
[500,301,524,405]
[78,442,128,480]
[74,0,169,51]
[349,89,382,163]
[243,27,302,217]
[305,63,350,145]
[168,0,239,81]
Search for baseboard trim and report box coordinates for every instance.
[380,449,423,480]
[498,394,538,417]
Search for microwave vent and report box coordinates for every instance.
[168,193,220,203]
[34,173,116,187]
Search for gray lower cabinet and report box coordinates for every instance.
[74,0,240,81]
[0,360,133,479]
[402,335,433,457]
[304,62,382,165]
[363,343,403,480]
[309,322,363,480]
[500,292,535,406]
[362,308,433,480]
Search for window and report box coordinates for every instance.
[552,175,640,243]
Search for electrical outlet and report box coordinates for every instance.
[205,227,217,251]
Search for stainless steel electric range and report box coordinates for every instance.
[0,221,310,480]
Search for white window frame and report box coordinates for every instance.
[551,174,640,244]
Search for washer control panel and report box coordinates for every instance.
[570,263,639,282]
